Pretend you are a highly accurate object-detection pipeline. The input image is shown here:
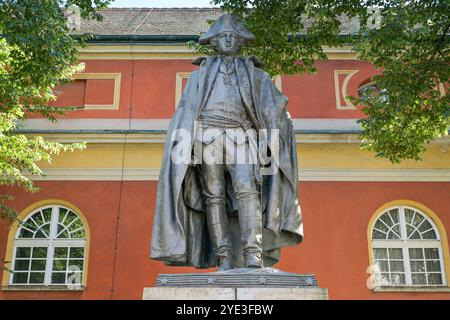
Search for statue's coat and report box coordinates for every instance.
[150,56,303,268]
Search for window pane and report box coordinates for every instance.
[409,231,421,239]
[51,272,66,284]
[58,208,68,223]
[64,212,78,226]
[375,260,389,272]
[70,228,86,239]
[57,224,66,236]
[12,272,28,284]
[18,229,34,238]
[379,213,393,227]
[422,230,437,239]
[56,227,70,239]
[387,230,400,239]
[388,248,403,259]
[380,273,390,285]
[34,229,48,239]
[372,230,386,239]
[390,261,404,272]
[14,259,30,271]
[426,260,441,272]
[425,248,440,259]
[412,273,426,285]
[390,273,405,285]
[410,261,425,272]
[374,220,389,233]
[32,247,47,258]
[391,225,401,238]
[22,220,38,232]
[409,248,423,259]
[427,273,443,285]
[68,219,83,232]
[29,272,45,284]
[16,247,31,258]
[41,208,52,221]
[68,259,84,271]
[418,220,432,233]
[67,271,83,284]
[405,209,414,224]
[32,212,45,226]
[70,248,85,259]
[406,224,419,239]
[412,213,425,228]
[54,247,68,258]
[388,209,399,223]
[373,248,388,259]
[30,260,46,271]
[53,259,67,271]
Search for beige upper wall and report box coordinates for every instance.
[36,140,449,170]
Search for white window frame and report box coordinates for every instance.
[371,205,446,287]
[10,205,87,286]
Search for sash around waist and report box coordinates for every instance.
[199,110,253,130]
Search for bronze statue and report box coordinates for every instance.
[150,14,303,271]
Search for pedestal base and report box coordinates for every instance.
[142,287,328,300]
[143,268,328,300]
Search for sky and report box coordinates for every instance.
[110,0,217,7]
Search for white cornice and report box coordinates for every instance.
[17,118,449,145]
[77,45,357,60]
[16,118,363,133]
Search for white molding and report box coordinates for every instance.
[334,70,359,110]
[16,119,171,131]
[77,45,357,60]
[71,73,121,110]
[299,169,450,182]
[22,131,450,145]
[27,168,161,181]
[373,287,450,292]
[17,118,450,138]
[17,118,362,132]
[25,168,450,182]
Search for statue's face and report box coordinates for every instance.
[212,32,242,56]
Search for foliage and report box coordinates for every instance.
[0,0,111,224]
[211,0,449,163]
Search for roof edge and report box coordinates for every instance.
[74,34,200,43]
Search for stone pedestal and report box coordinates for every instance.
[143,268,328,300]
[143,287,328,300]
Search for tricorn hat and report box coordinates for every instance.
[199,14,255,45]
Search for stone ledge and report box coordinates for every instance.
[143,287,235,300]
[143,287,329,300]
[373,286,450,293]
[1,285,85,291]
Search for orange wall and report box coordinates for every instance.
[27,59,378,120]
[1,181,449,300]
[284,60,378,118]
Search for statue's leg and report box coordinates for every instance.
[199,138,233,271]
[226,136,263,268]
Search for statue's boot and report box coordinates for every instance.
[237,196,264,268]
[207,205,233,271]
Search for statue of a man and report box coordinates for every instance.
[151,14,303,271]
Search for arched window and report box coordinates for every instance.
[10,204,87,286]
[357,80,389,103]
[371,205,446,287]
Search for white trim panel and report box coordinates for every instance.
[18,118,362,132]
[26,168,450,182]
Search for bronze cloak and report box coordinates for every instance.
[150,56,303,268]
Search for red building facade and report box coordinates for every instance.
[0,8,449,300]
